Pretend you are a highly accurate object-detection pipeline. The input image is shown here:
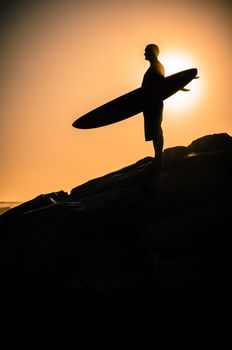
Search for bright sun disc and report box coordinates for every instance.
[160,52,202,115]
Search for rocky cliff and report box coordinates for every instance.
[1,133,232,348]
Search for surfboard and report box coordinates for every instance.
[72,68,198,129]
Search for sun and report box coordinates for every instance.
[160,51,202,115]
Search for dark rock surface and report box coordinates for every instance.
[1,133,232,348]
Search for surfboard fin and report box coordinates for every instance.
[180,88,190,92]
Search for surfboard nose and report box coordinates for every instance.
[72,120,79,128]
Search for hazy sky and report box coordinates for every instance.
[1,0,231,201]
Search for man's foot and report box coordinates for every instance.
[152,157,162,171]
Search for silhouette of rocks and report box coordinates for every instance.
[1,133,232,348]
[1,190,68,221]
[162,145,187,167]
[187,132,232,153]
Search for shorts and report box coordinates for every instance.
[143,102,163,141]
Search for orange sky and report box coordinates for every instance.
[1,0,232,201]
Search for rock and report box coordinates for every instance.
[1,133,232,348]
[187,132,232,153]
[163,146,187,167]
[0,190,68,221]
[70,156,153,200]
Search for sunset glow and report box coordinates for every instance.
[161,52,203,114]
[0,0,231,201]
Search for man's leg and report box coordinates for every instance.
[153,126,163,165]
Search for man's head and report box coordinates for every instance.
[144,44,159,61]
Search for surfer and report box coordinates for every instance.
[142,44,165,167]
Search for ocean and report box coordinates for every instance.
[0,202,21,215]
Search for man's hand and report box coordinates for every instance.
[181,76,199,91]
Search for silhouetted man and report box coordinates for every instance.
[142,44,165,167]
